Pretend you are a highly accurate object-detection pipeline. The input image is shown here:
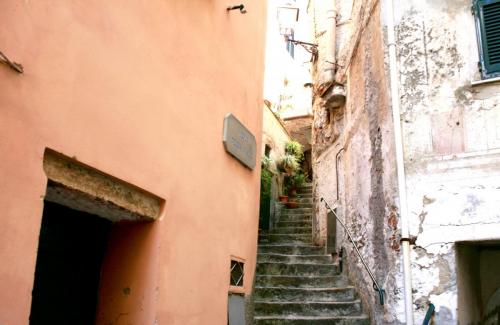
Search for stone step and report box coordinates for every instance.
[254,286,357,302]
[258,244,324,255]
[258,233,312,244]
[293,193,312,199]
[297,187,313,194]
[256,262,338,276]
[281,208,313,215]
[270,227,312,234]
[257,253,332,264]
[279,215,311,223]
[253,315,370,325]
[281,199,313,208]
[295,197,313,203]
[297,203,313,208]
[279,213,312,220]
[276,220,311,228]
[253,194,369,325]
[254,300,362,317]
[255,275,348,288]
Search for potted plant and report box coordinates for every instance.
[285,200,299,209]
[292,172,306,189]
[285,140,304,163]
[278,195,289,203]
[285,172,306,198]
[278,154,298,175]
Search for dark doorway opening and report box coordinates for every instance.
[457,241,500,324]
[30,201,112,325]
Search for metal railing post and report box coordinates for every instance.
[321,197,386,305]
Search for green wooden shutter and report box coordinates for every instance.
[476,0,500,77]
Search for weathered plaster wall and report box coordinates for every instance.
[390,0,500,323]
[262,105,291,171]
[262,105,291,199]
[311,1,402,323]
[0,1,266,324]
[312,0,500,323]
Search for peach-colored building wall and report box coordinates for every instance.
[0,1,267,324]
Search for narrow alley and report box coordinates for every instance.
[1,0,500,324]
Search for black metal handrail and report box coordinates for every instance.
[422,303,435,325]
[321,197,386,305]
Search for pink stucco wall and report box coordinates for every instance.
[0,1,266,324]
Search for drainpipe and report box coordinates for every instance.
[318,1,337,87]
[335,147,345,202]
[386,0,414,324]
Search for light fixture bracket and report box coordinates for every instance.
[227,4,247,14]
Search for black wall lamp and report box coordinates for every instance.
[227,4,247,14]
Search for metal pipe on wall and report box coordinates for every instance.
[335,147,345,202]
[317,0,337,86]
[385,0,414,324]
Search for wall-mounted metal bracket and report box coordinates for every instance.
[227,4,247,14]
[0,51,23,73]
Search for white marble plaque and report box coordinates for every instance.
[223,114,256,170]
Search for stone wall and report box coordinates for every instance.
[310,1,402,322]
[311,0,500,323]
[283,116,313,152]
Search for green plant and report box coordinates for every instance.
[261,156,272,170]
[278,154,298,174]
[284,172,307,196]
[259,168,273,230]
[285,140,304,162]
[291,172,306,189]
[260,169,273,199]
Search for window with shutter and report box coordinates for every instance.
[475,0,500,78]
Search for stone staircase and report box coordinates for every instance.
[253,183,370,324]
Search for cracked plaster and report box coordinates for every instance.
[312,0,500,323]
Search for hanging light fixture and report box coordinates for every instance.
[276,5,317,59]
[276,6,299,37]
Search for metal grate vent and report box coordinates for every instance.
[230,260,244,287]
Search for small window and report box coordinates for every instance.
[228,258,245,324]
[230,260,244,287]
[264,145,271,158]
[474,0,500,78]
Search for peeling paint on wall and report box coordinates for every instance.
[311,0,500,324]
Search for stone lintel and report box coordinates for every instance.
[43,150,163,222]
